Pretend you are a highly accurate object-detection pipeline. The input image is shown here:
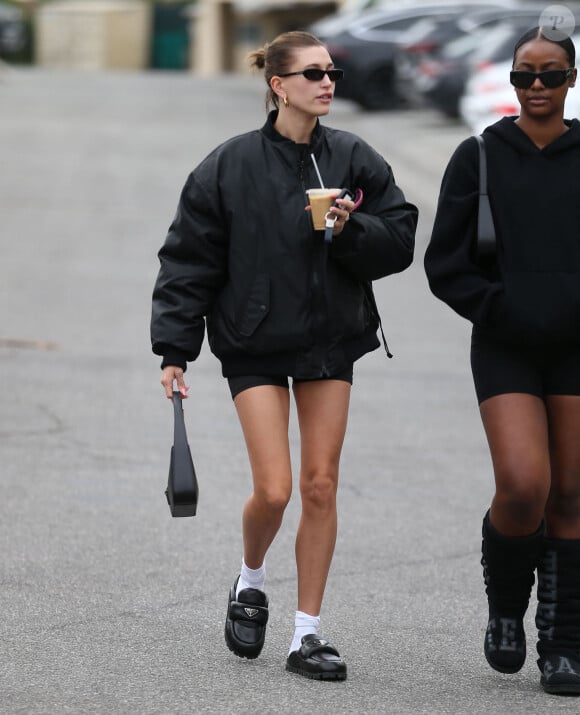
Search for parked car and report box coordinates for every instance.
[460,60,520,134]
[460,35,580,134]
[320,2,503,110]
[400,6,549,116]
[311,0,517,41]
[393,12,492,109]
[310,0,393,40]
[408,4,580,118]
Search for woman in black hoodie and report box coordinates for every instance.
[425,27,580,695]
[152,31,417,680]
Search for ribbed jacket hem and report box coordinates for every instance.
[218,329,381,378]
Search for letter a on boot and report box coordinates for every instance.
[536,538,580,695]
[481,511,544,673]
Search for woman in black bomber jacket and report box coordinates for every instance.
[425,27,580,695]
[151,31,417,680]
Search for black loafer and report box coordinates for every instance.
[224,576,269,659]
[286,634,347,680]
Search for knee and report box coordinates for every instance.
[493,470,549,525]
[300,469,338,513]
[545,480,580,523]
[254,485,291,515]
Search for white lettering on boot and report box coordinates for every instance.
[500,618,517,651]
[543,655,580,679]
[557,657,576,674]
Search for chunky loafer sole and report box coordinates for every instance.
[286,634,347,681]
[224,576,269,659]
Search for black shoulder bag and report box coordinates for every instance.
[165,391,199,517]
[475,134,496,260]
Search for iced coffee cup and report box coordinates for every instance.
[306,188,340,231]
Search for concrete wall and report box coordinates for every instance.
[35,0,152,70]
[188,0,338,75]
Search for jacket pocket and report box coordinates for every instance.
[237,273,270,337]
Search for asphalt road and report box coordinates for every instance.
[1,67,577,714]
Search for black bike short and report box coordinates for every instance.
[470,328,580,404]
[227,366,353,400]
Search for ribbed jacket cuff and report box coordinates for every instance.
[160,349,188,371]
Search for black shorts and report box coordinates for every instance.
[227,366,354,400]
[470,328,580,404]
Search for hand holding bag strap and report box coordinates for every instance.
[165,391,198,517]
[475,134,496,260]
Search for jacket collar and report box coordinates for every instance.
[261,110,323,149]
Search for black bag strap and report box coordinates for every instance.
[172,391,188,447]
[475,134,496,260]
[363,282,392,358]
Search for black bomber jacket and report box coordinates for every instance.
[151,111,418,378]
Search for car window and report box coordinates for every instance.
[467,14,578,65]
[441,29,489,59]
[365,16,431,33]
[469,23,521,64]
[353,12,462,42]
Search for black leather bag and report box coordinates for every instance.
[475,134,496,261]
[165,391,198,517]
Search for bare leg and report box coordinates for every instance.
[234,385,292,568]
[478,393,551,673]
[292,379,351,616]
[545,395,580,538]
[479,393,550,535]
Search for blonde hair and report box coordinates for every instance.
[247,31,326,111]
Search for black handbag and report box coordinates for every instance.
[165,391,199,517]
[475,134,496,260]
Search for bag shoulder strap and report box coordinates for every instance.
[475,135,487,196]
[475,134,496,260]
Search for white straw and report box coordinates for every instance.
[310,153,325,188]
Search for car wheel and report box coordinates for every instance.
[357,64,400,110]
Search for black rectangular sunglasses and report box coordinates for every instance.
[279,68,345,82]
[510,68,573,89]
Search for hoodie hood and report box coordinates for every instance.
[483,115,580,156]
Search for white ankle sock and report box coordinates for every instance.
[236,559,265,597]
[289,611,320,655]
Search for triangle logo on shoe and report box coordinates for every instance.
[244,608,259,617]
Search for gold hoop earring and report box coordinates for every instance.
[283,96,289,108]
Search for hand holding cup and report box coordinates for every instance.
[306,188,353,234]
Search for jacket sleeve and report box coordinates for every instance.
[151,166,228,368]
[329,143,418,282]
[424,137,502,325]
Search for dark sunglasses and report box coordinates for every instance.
[510,68,573,89]
[279,68,344,82]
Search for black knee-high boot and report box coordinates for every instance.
[536,538,580,695]
[481,511,544,673]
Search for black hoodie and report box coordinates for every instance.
[424,116,580,345]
